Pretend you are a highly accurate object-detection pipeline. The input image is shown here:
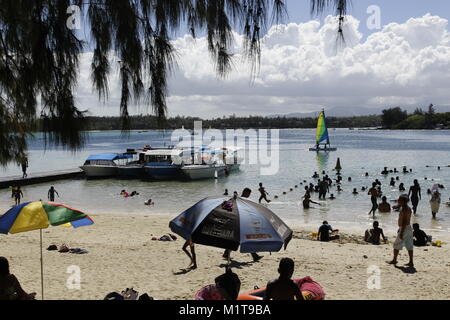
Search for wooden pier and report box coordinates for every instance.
[0,168,85,189]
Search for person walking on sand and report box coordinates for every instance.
[264,258,304,301]
[388,194,414,267]
[13,187,23,206]
[47,186,59,202]
[429,189,441,219]
[182,239,197,270]
[408,179,421,215]
[368,182,379,216]
[258,183,271,204]
[21,157,28,179]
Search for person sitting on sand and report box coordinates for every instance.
[317,221,339,242]
[0,257,36,300]
[215,267,241,300]
[364,221,387,245]
[378,196,391,213]
[182,239,197,269]
[388,194,414,267]
[302,194,320,209]
[412,223,429,247]
[264,258,303,301]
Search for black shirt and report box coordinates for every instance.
[413,229,428,246]
[318,224,332,242]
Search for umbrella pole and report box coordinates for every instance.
[40,229,44,300]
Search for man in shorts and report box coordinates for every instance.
[388,194,414,267]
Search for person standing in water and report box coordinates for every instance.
[368,182,379,216]
[318,178,329,200]
[429,189,441,219]
[13,187,24,206]
[388,194,414,267]
[258,183,271,204]
[408,179,421,215]
[47,186,60,202]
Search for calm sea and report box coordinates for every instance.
[1,129,450,237]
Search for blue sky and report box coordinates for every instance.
[286,0,450,37]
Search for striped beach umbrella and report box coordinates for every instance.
[0,201,94,299]
[169,196,292,253]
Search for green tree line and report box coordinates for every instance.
[381,105,450,129]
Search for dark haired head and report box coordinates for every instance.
[278,258,295,277]
[215,267,241,300]
[0,257,10,276]
[323,221,328,225]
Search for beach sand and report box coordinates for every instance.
[1,213,450,300]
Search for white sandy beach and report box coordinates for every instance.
[1,213,449,300]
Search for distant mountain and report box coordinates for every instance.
[268,105,450,118]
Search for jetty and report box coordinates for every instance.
[0,168,85,189]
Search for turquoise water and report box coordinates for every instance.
[1,129,450,237]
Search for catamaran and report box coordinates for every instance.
[309,110,337,152]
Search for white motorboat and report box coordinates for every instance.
[80,153,133,177]
[181,163,227,180]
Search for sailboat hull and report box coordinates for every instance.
[309,147,337,152]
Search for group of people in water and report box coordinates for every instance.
[301,166,447,220]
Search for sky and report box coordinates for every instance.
[74,1,450,118]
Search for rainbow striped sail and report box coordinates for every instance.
[316,111,330,145]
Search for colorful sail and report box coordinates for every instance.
[316,111,330,145]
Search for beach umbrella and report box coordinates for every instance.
[169,196,292,253]
[0,201,94,299]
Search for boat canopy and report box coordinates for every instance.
[143,149,185,157]
[86,153,133,161]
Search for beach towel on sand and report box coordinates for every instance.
[294,277,326,300]
[195,284,224,300]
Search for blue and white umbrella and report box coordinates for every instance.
[169,196,293,253]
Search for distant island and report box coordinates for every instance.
[42,105,449,131]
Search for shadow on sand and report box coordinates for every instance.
[172,267,196,275]
[219,259,259,269]
[395,265,417,274]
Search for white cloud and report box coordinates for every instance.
[74,14,450,118]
